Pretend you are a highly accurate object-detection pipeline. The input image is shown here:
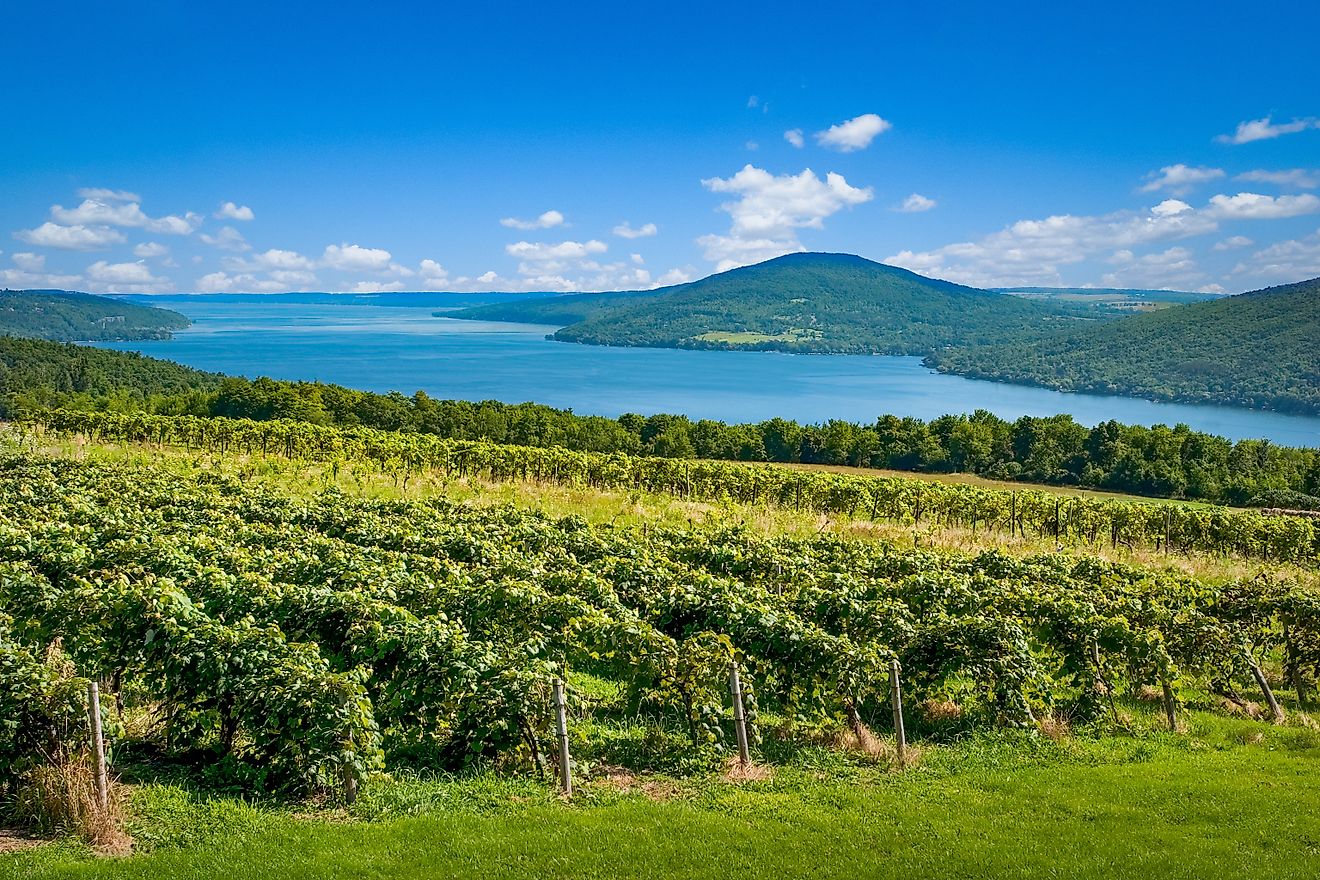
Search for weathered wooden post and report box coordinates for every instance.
[341,756,359,806]
[1159,674,1178,731]
[87,681,109,811]
[729,662,751,767]
[553,677,573,797]
[1249,661,1285,723]
[889,659,907,769]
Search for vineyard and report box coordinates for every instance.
[2,450,1317,803]
[22,409,1320,566]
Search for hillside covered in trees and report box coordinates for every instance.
[0,289,190,341]
[454,253,1086,354]
[929,277,1320,415]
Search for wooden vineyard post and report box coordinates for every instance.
[552,678,573,797]
[1249,662,1285,723]
[1159,674,1178,731]
[889,659,907,769]
[729,662,751,767]
[87,681,109,811]
[343,764,359,806]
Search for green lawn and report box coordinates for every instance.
[7,716,1319,880]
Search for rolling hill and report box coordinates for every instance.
[454,252,1085,354]
[929,276,1320,415]
[0,289,189,341]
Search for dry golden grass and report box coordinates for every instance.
[13,757,132,854]
[1037,714,1072,741]
[917,698,963,724]
[720,756,773,783]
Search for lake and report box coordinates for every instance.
[102,297,1320,448]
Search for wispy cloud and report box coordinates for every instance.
[499,210,565,230]
[1216,115,1318,145]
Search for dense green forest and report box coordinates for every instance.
[0,289,190,341]
[2,336,1317,507]
[455,253,1086,354]
[931,277,1320,415]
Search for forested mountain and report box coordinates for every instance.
[0,289,190,341]
[929,277,1320,416]
[453,253,1083,353]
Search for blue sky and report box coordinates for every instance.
[3,0,1319,294]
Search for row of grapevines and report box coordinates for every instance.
[26,410,1319,565]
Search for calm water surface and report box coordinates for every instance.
[99,299,1320,447]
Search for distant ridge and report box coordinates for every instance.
[0,289,189,341]
[454,252,1072,355]
[929,276,1320,415]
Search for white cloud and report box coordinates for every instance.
[897,193,937,213]
[505,239,608,262]
[415,259,450,290]
[215,201,255,221]
[1139,164,1224,194]
[499,210,565,230]
[784,129,804,148]
[630,253,644,264]
[1231,228,1320,283]
[193,270,299,293]
[698,164,872,271]
[702,165,873,239]
[1236,168,1319,189]
[1214,235,1254,251]
[747,96,759,109]
[613,221,657,239]
[15,222,126,251]
[76,187,139,202]
[350,281,407,293]
[696,235,804,271]
[1151,199,1193,217]
[195,271,236,292]
[655,268,694,286]
[320,243,393,271]
[1204,192,1320,219]
[885,201,1219,287]
[199,226,250,251]
[255,249,315,270]
[50,198,201,234]
[0,261,83,289]
[1217,116,1318,145]
[133,241,169,258]
[267,270,317,286]
[815,113,891,152]
[1100,246,1201,289]
[84,259,169,292]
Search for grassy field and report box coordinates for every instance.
[5,710,1319,879]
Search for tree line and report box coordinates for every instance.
[3,336,1318,508]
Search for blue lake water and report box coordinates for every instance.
[100,298,1320,448]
